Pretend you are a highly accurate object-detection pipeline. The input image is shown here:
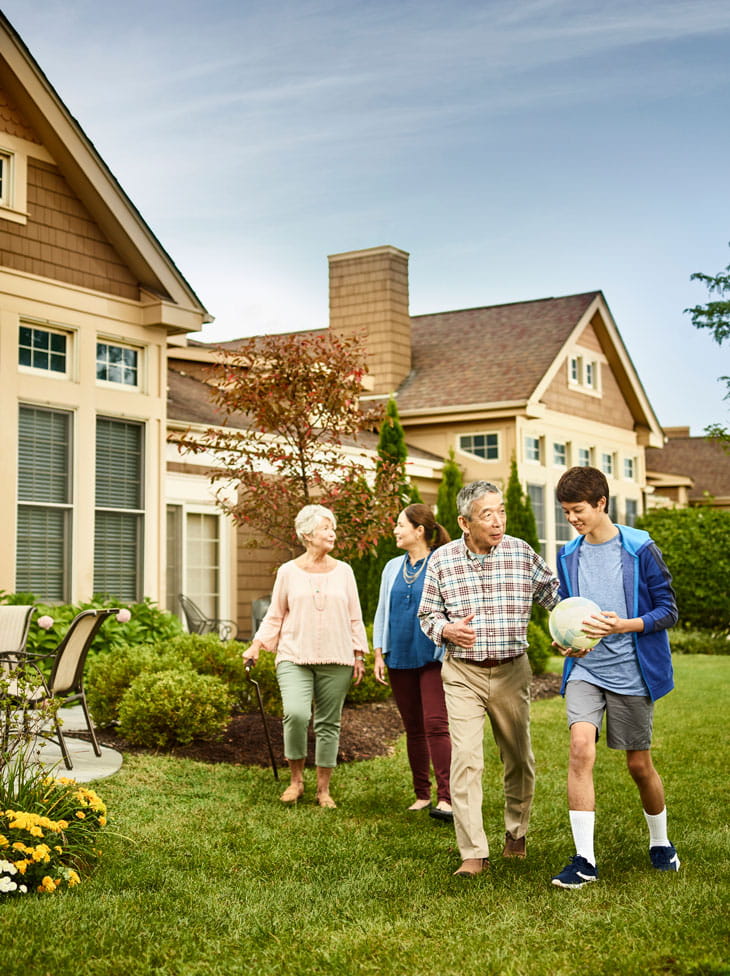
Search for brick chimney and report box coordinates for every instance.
[328,245,411,396]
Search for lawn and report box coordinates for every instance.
[1,655,728,976]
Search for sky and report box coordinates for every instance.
[3,0,729,434]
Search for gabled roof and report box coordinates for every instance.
[0,13,210,333]
[396,292,600,412]
[646,435,730,503]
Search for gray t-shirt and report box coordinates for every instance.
[567,534,647,696]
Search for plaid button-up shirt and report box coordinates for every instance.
[418,534,560,662]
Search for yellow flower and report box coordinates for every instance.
[98,816,107,827]
[15,860,29,875]
[75,811,86,820]
[54,845,63,854]
[38,876,58,893]
[12,842,33,854]
[0,835,8,846]
[32,844,51,863]
[67,869,81,887]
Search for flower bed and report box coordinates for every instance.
[0,776,107,896]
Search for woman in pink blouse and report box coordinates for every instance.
[243,505,367,808]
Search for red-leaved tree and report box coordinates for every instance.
[172,331,405,559]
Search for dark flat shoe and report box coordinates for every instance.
[429,806,454,823]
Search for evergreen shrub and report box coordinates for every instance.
[669,628,730,655]
[636,508,730,630]
[117,669,232,747]
[527,621,552,675]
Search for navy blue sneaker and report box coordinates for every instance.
[551,855,598,889]
[650,843,680,871]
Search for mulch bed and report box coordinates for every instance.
[84,672,562,769]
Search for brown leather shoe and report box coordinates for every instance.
[502,831,526,858]
[453,858,490,877]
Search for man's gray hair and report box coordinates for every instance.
[294,504,336,545]
[456,481,502,519]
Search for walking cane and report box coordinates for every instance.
[245,661,279,779]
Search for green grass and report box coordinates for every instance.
[1,656,728,976]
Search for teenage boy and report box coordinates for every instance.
[550,466,680,889]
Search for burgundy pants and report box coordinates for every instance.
[388,662,452,804]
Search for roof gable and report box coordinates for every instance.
[0,13,209,333]
[396,292,599,411]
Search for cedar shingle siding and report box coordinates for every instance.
[0,157,139,299]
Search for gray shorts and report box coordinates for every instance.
[565,680,654,751]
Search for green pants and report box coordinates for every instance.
[276,661,354,767]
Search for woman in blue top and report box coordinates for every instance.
[373,504,453,820]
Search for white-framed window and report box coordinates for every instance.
[96,340,140,388]
[624,457,635,480]
[601,452,614,476]
[94,417,144,602]
[17,405,73,601]
[553,442,567,467]
[527,484,546,554]
[0,138,29,225]
[19,323,70,377]
[525,435,542,463]
[166,504,226,623]
[568,352,600,393]
[459,432,499,461]
[0,150,11,208]
[625,498,638,527]
[577,447,592,467]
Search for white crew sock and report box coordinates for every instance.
[644,808,670,848]
[569,810,596,867]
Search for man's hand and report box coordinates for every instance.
[443,614,476,648]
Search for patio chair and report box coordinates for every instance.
[1,608,118,770]
[0,604,37,755]
[0,604,36,668]
[178,594,238,640]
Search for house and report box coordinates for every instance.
[328,245,664,565]
[646,427,730,509]
[0,12,682,639]
[0,14,209,606]
[177,244,668,633]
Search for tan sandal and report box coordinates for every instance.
[316,793,337,809]
[280,783,304,804]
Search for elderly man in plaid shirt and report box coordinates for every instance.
[419,480,560,877]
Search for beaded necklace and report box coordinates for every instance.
[401,554,427,585]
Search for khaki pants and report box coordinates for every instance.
[442,652,535,859]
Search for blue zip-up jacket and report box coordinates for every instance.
[556,524,678,701]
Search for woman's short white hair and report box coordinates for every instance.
[294,504,336,545]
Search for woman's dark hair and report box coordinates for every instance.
[403,503,451,550]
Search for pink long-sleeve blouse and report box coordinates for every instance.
[254,559,368,666]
